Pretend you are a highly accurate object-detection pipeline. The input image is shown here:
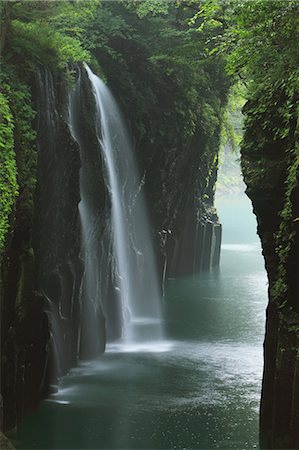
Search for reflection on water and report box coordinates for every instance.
[14,195,267,449]
[107,340,174,354]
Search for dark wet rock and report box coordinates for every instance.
[242,96,299,449]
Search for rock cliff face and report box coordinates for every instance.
[33,67,84,371]
[138,117,222,281]
[241,93,299,449]
[0,67,83,431]
[1,62,224,432]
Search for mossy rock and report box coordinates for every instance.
[0,432,16,450]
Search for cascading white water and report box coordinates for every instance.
[83,64,163,343]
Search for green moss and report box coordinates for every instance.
[0,62,39,254]
[11,84,37,210]
[272,117,299,309]
[0,91,18,253]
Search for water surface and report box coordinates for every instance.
[15,194,267,449]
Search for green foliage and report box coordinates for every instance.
[83,1,230,148]
[9,19,90,70]
[215,82,246,195]
[83,5,133,59]
[4,0,94,72]
[190,0,299,86]
[219,82,245,152]
[10,82,37,205]
[124,0,171,18]
[224,1,299,87]
[0,61,39,254]
[0,92,18,252]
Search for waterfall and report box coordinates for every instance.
[69,65,163,347]
[85,64,163,343]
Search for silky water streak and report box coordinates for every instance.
[84,64,163,343]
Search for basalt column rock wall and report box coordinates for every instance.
[33,67,83,373]
[241,93,299,449]
[0,67,86,432]
[149,133,222,284]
